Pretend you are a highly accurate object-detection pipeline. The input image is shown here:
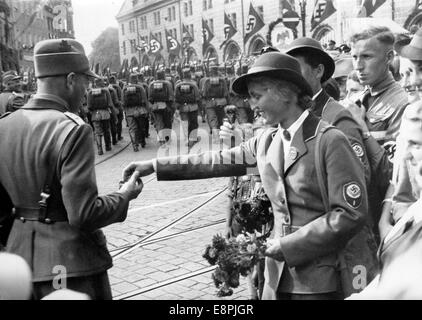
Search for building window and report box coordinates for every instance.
[189,0,193,15]
[189,24,194,40]
[231,13,237,29]
[184,2,188,16]
[209,19,214,33]
[168,7,172,21]
[123,41,126,55]
[129,20,135,33]
[131,40,136,53]
[203,0,207,10]
[208,0,213,9]
[225,0,229,3]
[154,11,161,25]
[172,7,176,20]
[121,23,125,36]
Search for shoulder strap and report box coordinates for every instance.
[39,115,81,222]
[315,124,336,212]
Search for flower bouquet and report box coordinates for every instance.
[202,234,267,297]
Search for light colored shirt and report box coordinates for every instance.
[383,198,422,244]
[280,110,309,162]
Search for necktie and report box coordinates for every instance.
[283,130,291,142]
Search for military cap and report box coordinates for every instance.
[2,70,22,85]
[284,37,335,82]
[232,52,313,97]
[34,38,99,79]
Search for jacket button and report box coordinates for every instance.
[44,218,52,224]
[19,217,26,223]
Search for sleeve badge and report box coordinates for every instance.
[352,143,364,158]
[343,182,362,209]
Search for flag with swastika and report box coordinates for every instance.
[311,0,336,31]
[220,12,237,49]
[149,32,162,54]
[244,2,265,45]
[202,18,215,56]
[357,0,386,17]
[165,29,181,56]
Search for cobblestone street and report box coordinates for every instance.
[95,119,250,300]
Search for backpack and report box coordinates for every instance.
[175,82,196,104]
[123,86,144,108]
[89,88,108,110]
[150,81,170,102]
[204,77,225,98]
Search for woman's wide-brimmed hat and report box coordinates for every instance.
[231,52,313,97]
[284,37,335,82]
[395,28,422,61]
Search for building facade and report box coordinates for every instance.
[11,0,75,72]
[0,0,19,72]
[116,0,422,68]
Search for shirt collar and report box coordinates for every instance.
[367,72,395,97]
[32,93,70,110]
[279,110,309,141]
[312,88,323,101]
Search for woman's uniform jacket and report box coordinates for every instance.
[155,112,374,298]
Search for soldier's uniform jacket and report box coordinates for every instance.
[87,87,113,121]
[154,112,375,297]
[356,73,408,158]
[201,75,229,108]
[148,79,174,111]
[122,84,149,117]
[0,95,131,282]
[174,79,200,113]
[313,89,370,185]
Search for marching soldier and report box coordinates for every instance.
[194,65,206,123]
[0,38,143,300]
[201,64,229,140]
[228,65,253,125]
[0,71,28,116]
[87,78,114,155]
[109,76,124,141]
[149,70,174,146]
[174,68,200,148]
[123,74,149,152]
[137,73,151,138]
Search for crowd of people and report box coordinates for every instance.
[1,24,422,300]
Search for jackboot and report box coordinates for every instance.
[104,131,112,151]
[96,135,104,156]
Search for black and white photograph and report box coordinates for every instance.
[1,0,422,304]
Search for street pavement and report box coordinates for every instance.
[95,118,251,300]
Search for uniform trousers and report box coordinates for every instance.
[205,105,225,132]
[127,115,148,147]
[93,120,111,148]
[32,271,112,300]
[180,110,199,142]
[153,108,173,142]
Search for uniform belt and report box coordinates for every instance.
[281,224,300,237]
[14,208,68,224]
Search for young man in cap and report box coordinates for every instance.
[0,39,143,299]
[121,52,376,300]
[0,71,27,116]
